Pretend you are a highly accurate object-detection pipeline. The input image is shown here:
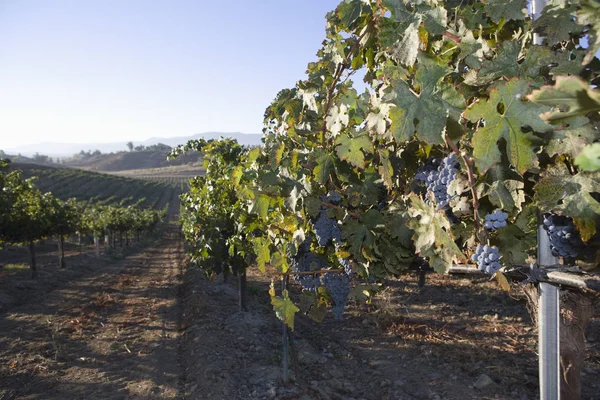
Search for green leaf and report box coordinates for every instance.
[575,143,600,172]
[496,224,536,264]
[312,150,335,184]
[535,165,600,240]
[377,148,394,190]
[528,76,600,123]
[405,194,465,273]
[388,62,463,145]
[270,250,289,273]
[337,0,362,29]
[304,196,322,218]
[271,289,300,330]
[483,0,527,23]
[579,0,600,64]
[252,237,270,273]
[335,132,374,169]
[545,116,597,159]
[532,2,583,44]
[342,219,375,259]
[465,79,552,173]
[464,43,555,87]
[250,193,270,218]
[271,141,285,169]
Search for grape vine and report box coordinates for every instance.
[171,0,600,328]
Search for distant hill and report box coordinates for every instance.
[65,149,200,172]
[9,162,180,210]
[2,132,263,158]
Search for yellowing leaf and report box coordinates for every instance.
[270,289,300,330]
[335,132,374,169]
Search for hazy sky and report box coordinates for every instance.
[0,0,341,147]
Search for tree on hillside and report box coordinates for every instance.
[126,142,134,152]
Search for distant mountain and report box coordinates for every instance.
[1,132,263,157]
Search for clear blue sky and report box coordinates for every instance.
[0,0,341,147]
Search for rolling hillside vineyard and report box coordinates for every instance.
[0,160,166,278]
[171,0,600,397]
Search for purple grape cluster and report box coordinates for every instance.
[291,251,326,292]
[322,272,351,320]
[313,210,342,246]
[542,213,584,259]
[320,191,342,204]
[471,244,502,275]
[415,154,459,209]
[484,210,508,230]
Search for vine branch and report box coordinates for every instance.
[444,133,480,230]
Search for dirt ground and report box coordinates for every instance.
[1,227,599,400]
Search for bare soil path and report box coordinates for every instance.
[0,226,184,400]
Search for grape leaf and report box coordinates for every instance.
[337,0,362,29]
[335,132,374,169]
[252,237,271,273]
[465,79,552,174]
[326,103,349,137]
[535,165,600,240]
[365,95,392,138]
[377,148,394,190]
[271,289,299,330]
[482,0,527,23]
[528,76,600,123]
[311,150,335,184]
[496,224,535,264]
[342,219,376,259]
[270,250,289,273]
[405,194,465,274]
[579,0,600,64]
[387,62,463,145]
[575,143,600,172]
[545,116,597,158]
[532,1,583,45]
[392,22,420,67]
[250,193,271,218]
[464,42,554,86]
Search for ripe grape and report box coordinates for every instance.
[415,154,459,209]
[321,191,342,204]
[542,213,584,258]
[321,272,351,320]
[471,244,502,275]
[483,210,508,230]
[290,250,326,292]
[313,210,342,246]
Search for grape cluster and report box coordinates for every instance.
[471,244,502,275]
[322,272,351,320]
[415,154,459,209]
[484,210,508,230]
[291,250,326,291]
[313,210,342,246]
[321,191,342,204]
[542,213,584,258]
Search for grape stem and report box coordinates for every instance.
[321,201,361,218]
[444,133,480,230]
